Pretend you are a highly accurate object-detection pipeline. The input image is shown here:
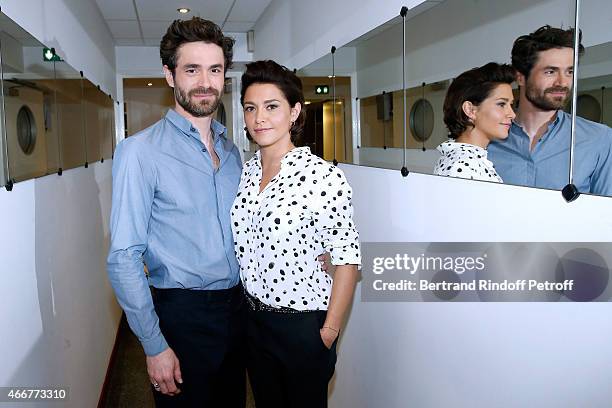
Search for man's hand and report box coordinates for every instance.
[318,252,336,275]
[146,347,183,396]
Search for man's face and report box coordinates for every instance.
[164,41,225,117]
[520,47,574,111]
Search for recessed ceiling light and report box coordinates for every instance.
[304,101,311,105]
[147,82,153,87]
[177,8,190,14]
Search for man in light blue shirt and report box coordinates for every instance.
[488,25,612,196]
[107,18,245,407]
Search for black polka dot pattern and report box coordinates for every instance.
[433,140,503,182]
[231,146,361,311]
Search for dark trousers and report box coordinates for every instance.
[247,307,337,408]
[151,285,246,408]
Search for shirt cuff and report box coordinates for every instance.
[329,242,361,266]
[141,333,169,356]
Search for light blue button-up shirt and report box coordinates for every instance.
[107,109,242,356]
[488,111,612,196]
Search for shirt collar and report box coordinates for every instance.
[511,110,563,136]
[512,109,564,130]
[253,146,311,169]
[165,108,227,142]
[281,146,310,166]
[437,139,488,156]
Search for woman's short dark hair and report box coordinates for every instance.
[160,17,235,73]
[512,25,584,78]
[443,62,516,139]
[240,60,306,145]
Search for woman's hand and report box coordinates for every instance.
[320,326,339,349]
[317,252,336,275]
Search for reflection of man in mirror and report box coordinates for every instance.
[106,17,246,407]
[488,25,612,195]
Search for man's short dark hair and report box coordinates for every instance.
[512,25,584,78]
[443,62,516,139]
[240,60,306,145]
[160,17,235,72]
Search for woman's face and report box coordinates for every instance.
[243,83,300,150]
[470,83,516,141]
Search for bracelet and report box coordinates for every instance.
[322,326,339,333]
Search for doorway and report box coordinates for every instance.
[303,101,324,158]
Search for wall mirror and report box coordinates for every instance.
[574,0,612,198]
[84,78,115,163]
[83,78,102,164]
[1,12,58,184]
[54,59,84,170]
[298,50,354,164]
[296,0,612,200]
[0,11,116,189]
[101,88,115,161]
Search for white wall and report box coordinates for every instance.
[0,2,121,406]
[298,46,356,77]
[116,46,164,78]
[253,0,427,69]
[0,162,120,407]
[330,164,612,408]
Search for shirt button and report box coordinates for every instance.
[202,148,207,152]
[190,127,196,132]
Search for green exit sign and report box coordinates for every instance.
[43,48,62,62]
[315,85,329,95]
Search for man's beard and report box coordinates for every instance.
[174,84,221,117]
[524,80,570,111]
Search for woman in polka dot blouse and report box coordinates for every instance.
[434,62,517,182]
[231,60,361,408]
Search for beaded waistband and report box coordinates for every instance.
[244,290,309,314]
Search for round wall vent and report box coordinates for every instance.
[17,105,37,155]
[576,94,601,123]
[409,98,434,142]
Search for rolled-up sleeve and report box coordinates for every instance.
[313,166,361,266]
[107,139,168,356]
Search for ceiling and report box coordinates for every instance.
[95,0,272,46]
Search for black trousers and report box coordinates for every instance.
[246,306,337,408]
[151,285,246,408]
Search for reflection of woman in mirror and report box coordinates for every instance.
[231,60,361,408]
[434,63,516,182]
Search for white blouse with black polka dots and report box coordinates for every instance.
[231,146,361,311]
[433,140,503,182]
